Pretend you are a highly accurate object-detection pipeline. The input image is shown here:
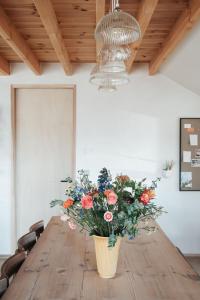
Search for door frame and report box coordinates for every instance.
[10,84,76,251]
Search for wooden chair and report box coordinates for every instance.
[1,252,26,284]
[29,220,44,239]
[0,276,8,297]
[16,231,36,254]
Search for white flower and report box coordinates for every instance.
[60,214,70,222]
[124,187,135,197]
[124,187,132,193]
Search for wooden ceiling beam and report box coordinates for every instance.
[0,5,41,75]
[33,0,72,75]
[149,0,200,75]
[126,0,159,72]
[96,0,105,57]
[0,54,10,75]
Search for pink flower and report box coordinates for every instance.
[104,211,113,222]
[104,189,112,197]
[60,214,70,222]
[104,189,118,205]
[68,220,76,230]
[81,195,93,209]
[107,191,118,205]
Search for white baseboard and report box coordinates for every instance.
[184,253,200,257]
[0,254,10,259]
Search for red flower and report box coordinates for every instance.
[140,192,150,205]
[63,198,74,209]
[140,189,156,205]
[81,195,93,209]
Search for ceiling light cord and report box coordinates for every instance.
[111,0,119,12]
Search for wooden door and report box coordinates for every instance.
[14,86,75,238]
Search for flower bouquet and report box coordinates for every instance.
[51,168,164,278]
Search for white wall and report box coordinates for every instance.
[0,63,200,255]
[161,22,200,96]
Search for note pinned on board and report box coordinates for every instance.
[187,127,195,133]
[190,134,198,146]
[191,159,200,167]
[183,151,191,163]
[195,149,200,158]
[184,124,191,129]
[181,172,192,188]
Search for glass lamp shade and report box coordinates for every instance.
[95,9,141,46]
[98,45,131,62]
[98,82,117,92]
[90,65,130,87]
[99,61,126,73]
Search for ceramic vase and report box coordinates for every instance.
[93,235,121,278]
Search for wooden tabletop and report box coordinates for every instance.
[2,216,200,300]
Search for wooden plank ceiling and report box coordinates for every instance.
[0,0,199,75]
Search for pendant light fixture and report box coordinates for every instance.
[90,0,141,91]
[99,45,131,63]
[90,64,129,87]
[95,0,141,46]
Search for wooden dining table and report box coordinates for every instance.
[2,216,200,300]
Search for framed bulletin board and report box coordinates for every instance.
[180,118,200,191]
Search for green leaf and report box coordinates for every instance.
[50,199,63,207]
[108,233,117,247]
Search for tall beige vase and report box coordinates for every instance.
[93,235,121,278]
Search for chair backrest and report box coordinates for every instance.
[1,252,26,280]
[0,276,8,297]
[29,220,44,239]
[17,231,36,253]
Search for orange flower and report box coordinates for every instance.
[63,198,74,209]
[148,189,156,199]
[117,175,130,183]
